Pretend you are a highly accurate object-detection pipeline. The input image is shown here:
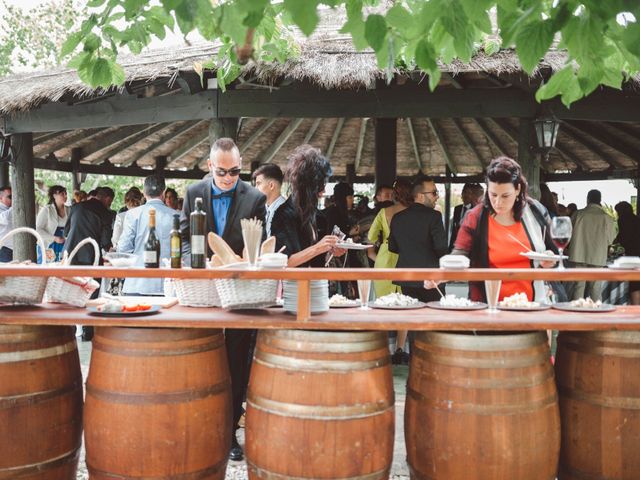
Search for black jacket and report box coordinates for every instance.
[63,198,113,265]
[388,203,448,287]
[180,178,266,256]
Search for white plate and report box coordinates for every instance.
[369,301,427,310]
[440,264,469,270]
[335,242,373,250]
[520,251,568,262]
[608,264,640,270]
[497,304,551,312]
[426,301,487,311]
[552,302,616,313]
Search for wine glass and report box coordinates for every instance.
[551,217,572,270]
[357,280,371,310]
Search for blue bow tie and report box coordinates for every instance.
[211,191,234,199]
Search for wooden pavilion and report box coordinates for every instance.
[1,9,640,258]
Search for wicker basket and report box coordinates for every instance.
[174,274,221,308]
[215,263,278,310]
[46,238,100,307]
[0,227,49,305]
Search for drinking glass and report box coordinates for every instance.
[550,217,572,270]
[357,280,371,310]
[484,280,502,313]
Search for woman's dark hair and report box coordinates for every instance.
[47,185,67,205]
[615,201,634,218]
[483,156,529,221]
[286,144,332,234]
[393,178,413,207]
[539,183,557,216]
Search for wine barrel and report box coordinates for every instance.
[556,331,640,480]
[246,330,394,480]
[0,325,83,480]
[406,331,560,480]
[84,327,232,480]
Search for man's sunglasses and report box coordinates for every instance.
[214,167,241,177]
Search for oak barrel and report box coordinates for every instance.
[84,327,232,480]
[246,330,394,480]
[556,331,640,480]
[405,331,560,480]
[0,325,83,480]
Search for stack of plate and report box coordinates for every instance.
[439,254,470,269]
[610,256,640,270]
[259,253,288,269]
[283,280,329,314]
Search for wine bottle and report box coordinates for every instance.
[170,214,182,269]
[190,197,206,269]
[144,208,160,268]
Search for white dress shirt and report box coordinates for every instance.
[0,203,12,249]
[265,195,286,237]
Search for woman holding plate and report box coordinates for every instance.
[446,156,558,303]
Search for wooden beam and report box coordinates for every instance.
[375,118,396,187]
[217,87,538,119]
[443,73,464,89]
[554,139,589,171]
[560,123,627,168]
[549,92,640,123]
[121,121,201,167]
[303,118,322,144]
[354,118,368,172]
[474,118,508,157]
[34,128,105,156]
[71,148,82,191]
[3,90,217,133]
[80,125,150,160]
[33,131,65,146]
[10,133,36,261]
[406,118,424,172]
[170,129,209,167]
[90,123,168,165]
[517,118,540,199]
[565,121,639,165]
[326,118,345,161]
[261,118,304,164]
[0,161,8,187]
[155,155,167,174]
[427,119,457,174]
[240,118,276,154]
[346,163,356,184]
[451,118,485,168]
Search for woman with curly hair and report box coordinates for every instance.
[271,144,346,267]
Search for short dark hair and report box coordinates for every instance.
[47,185,67,204]
[0,185,10,193]
[375,184,393,196]
[587,189,602,205]
[88,189,97,197]
[412,177,434,198]
[210,137,239,157]
[144,175,166,198]
[252,163,284,184]
[95,186,115,199]
[484,156,528,221]
[165,187,178,198]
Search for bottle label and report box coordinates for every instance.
[144,251,157,264]
[192,235,205,255]
[171,245,181,257]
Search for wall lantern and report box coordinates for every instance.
[0,132,11,161]
[533,117,560,151]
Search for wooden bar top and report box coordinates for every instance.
[2,266,640,281]
[1,303,640,331]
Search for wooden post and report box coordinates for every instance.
[71,147,82,192]
[375,118,397,189]
[0,161,9,187]
[346,164,356,185]
[10,133,36,262]
[636,164,640,215]
[209,118,240,143]
[518,118,541,200]
[444,166,452,236]
[154,155,167,175]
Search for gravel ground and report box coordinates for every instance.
[75,333,410,480]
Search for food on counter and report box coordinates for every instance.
[499,292,540,308]
[329,294,359,307]
[374,293,420,307]
[439,294,477,307]
[570,297,603,309]
[96,301,152,313]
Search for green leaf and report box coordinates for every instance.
[340,16,368,51]
[147,6,175,29]
[576,61,603,96]
[364,14,387,51]
[428,68,441,91]
[483,37,501,56]
[441,7,475,62]
[460,0,493,34]
[219,4,247,45]
[147,17,167,39]
[600,66,623,90]
[415,39,437,71]
[67,51,90,69]
[385,4,412,30]
[83,33,101,52]
[515,19,554,73]
[60,31,84,58]
[283,0,319,36]
[535,66,576,103]
[622,22,640,57]
[87,0,107,7]
[110,61,125,85]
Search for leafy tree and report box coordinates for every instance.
[0,0,88,77]
[61,0,640,106]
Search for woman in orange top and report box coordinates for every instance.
[449,157,557,302]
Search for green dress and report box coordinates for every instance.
[368,208,401,298]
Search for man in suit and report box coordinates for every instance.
[449,183,483,251]
[118,175,176,295]
[181,137,265,462]
[389,177,448,302]
[0,186,13,262]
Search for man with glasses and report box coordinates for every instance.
[181,137,265,463]
[0,186,12,262]
[389,177,447,302]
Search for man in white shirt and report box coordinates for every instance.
[0,185,13,262]
[252,164,285,237]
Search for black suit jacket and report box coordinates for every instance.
[449,203,466,251]
[388,203,448,288]
[63,198,113,265]
[180,178,266,256]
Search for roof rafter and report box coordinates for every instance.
[171,128,209,167]
[303,118,322,144]
[566,121,639,164]
[354,118,368,172]
[79,124,151,162]
[474,118,509,157]
[121,121,202,167]
[326,118,345,161]
[34,128,105,156]
[261,118,304,164]
[560,123,627,169]
[427,118,457,174]
[90,123,169,165]
[406,118,423,172]
[240,118,276,154]
[451,118,485,168]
